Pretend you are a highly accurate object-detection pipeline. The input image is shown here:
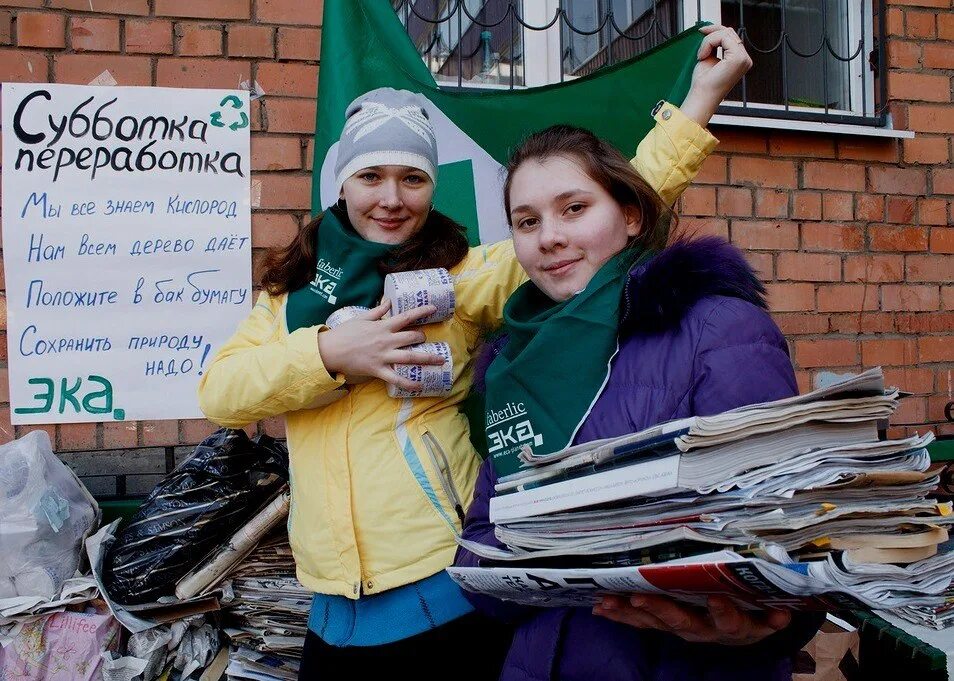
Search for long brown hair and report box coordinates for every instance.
[502,125,676,253]
[260,205,470,295]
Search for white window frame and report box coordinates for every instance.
[410,0,911,137]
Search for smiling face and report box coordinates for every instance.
[508,154,642,302]
[340,165,434,245]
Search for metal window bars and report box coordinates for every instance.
[393,0,888,127]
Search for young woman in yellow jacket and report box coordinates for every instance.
[198,26,743,676]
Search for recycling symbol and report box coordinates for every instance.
[210,95,249,131]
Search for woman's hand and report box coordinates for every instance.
[593,594,791,646]
[317,301,446,392]
[680,24,753,127]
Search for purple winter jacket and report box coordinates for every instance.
[455,238,823,681]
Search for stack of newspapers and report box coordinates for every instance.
[450,368,954,614]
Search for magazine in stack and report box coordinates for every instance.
[448,368,954,617]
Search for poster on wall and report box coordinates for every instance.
[1,83,252,424]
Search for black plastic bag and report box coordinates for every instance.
[103,428,289,604]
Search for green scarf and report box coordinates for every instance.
[285,209,398,333]
[483,249,643,478]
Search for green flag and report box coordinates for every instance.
[313,0,703,245]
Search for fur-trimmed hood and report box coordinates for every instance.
[475,237,768,392]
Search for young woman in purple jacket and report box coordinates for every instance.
[455,123,824,680]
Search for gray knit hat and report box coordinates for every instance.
[334,87,438,193]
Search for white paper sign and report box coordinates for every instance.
[2,83,252,424]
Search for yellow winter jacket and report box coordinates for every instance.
[197,104,718,599]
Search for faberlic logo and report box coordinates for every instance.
[486,402,543,455]
[310,258,342,303]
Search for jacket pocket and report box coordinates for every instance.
[422,430,466,525]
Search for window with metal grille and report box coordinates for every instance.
[394,0,887,127]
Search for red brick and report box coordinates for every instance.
[920,336,954,362]
[251,212,299,248]
[817,284,879,312]
[142,420,179,446]
[156,0,250,20]
[934,169,954,194]
[0,47,48,81]
[0,409,14,447]
[777,253,841,282]
[924,43,954,69]
[870,225,929,252]
[767,133,835,158]
[792,192,822,221]
[717,187,752,217]
[0,0,44,7]
[937,228,954,253]
[16,425,57,448]
[888,40,921,69]
[765,283,815,312]
[909,105,954,133]
[941,11,954,39]
[227,24,273,58]
[252,135,302,171]
[754,189,788,218]
[919,198,948,226]
[711,129,767,154]
[50,0,149,14]
[729,157,796,189]
[745,251,773,279]
[257,0,323,25]
[57,423,97,451]
[794,339,859,368]
[277,26,320,61]
[125,19,173,54]
[869,167,928,196]
[889,71,949,102]
[0,11,13,45]
[794,371,812,395]
[731,220,799,250]
[256,61,318,98]
[903,136,950,164]
[891,397,927,426]
[70,17,120,52]
[844,255,905,283]
[17,12,65,48]
[928,395,954,423]
[836,138,900,163]
[943,286,954,310]
[181,419,218,444]
[855,194,885,222]
[829,313,896,334]
[883,368,935,394]
[55,54,151,85]
[695,155,726,184]
[775,313,829,335]
[803,162,865,192]
[255,173,311,209]
[886,7,904,35]
[305,138,315,169]
[822,193,853,221]
[882,285,940,311]
[177,23,223,57]
[102,421,138,449]
[802,223,864,252]
[262,97,315,134]
[680,186,716,216]
[907,255,954,282]
[896,312,954,333]
[906,10,937,38]
[886,196,916,224]
[889,0,952,9]
[156,57,250,89]
[680,218,729,241]
[862,338,919,366]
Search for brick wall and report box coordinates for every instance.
[674,0,954,440]
[0,0,951,492]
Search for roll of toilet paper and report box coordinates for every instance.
[387,342,454,399]
[325,306,371,329]
[383,268,455,326]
